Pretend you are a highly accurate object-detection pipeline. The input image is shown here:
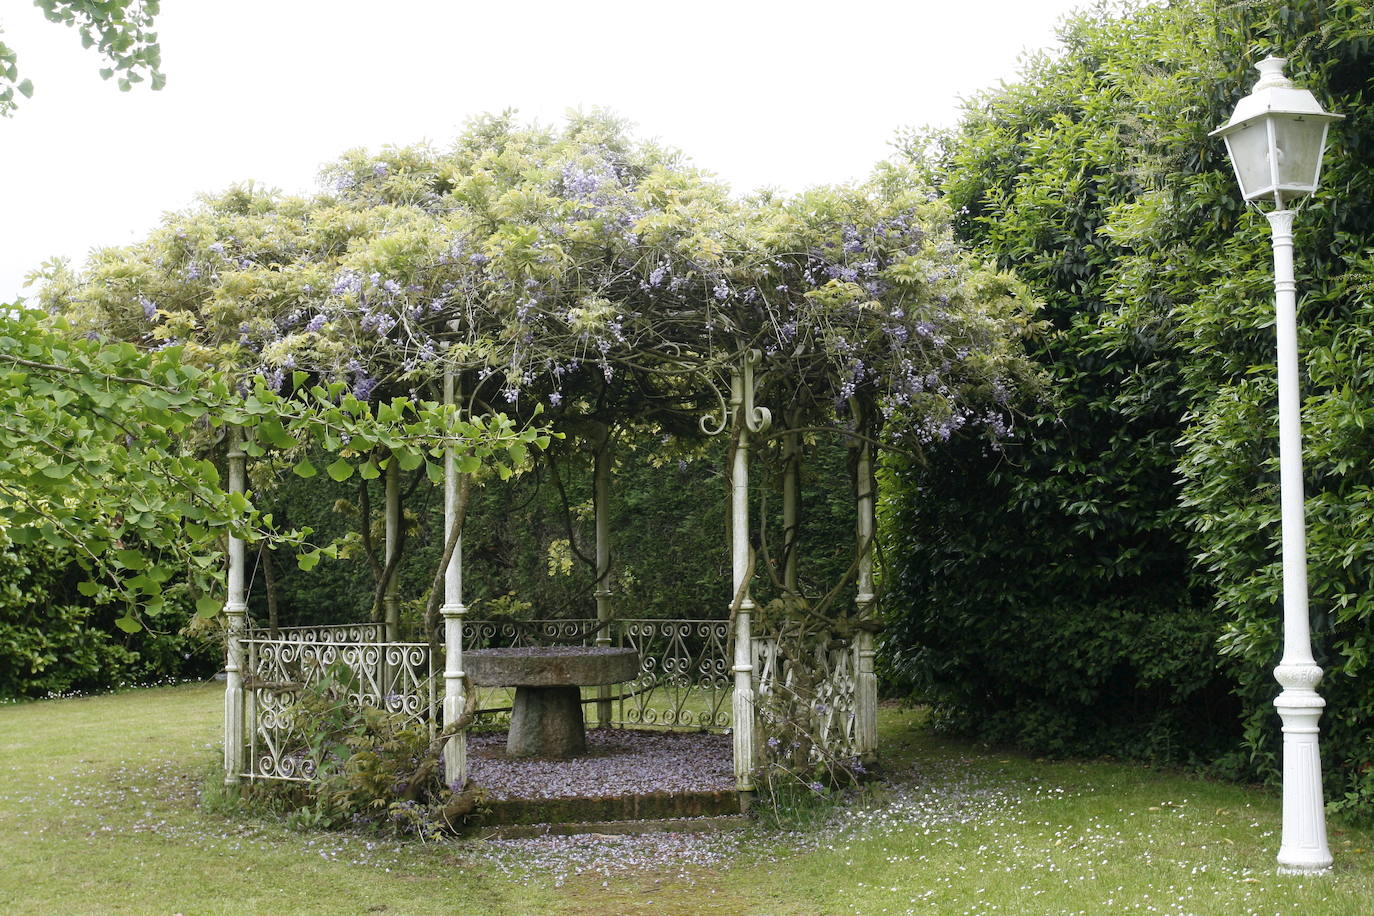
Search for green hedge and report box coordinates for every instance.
[882,0,1374,815]
[256,434,857,636]
[0,542,218,699]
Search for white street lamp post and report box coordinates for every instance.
[1210,55,1342,875]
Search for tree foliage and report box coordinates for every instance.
[36,113,1039,454]
[0,305,545,636]
[11,113,1043,694]
[33,112,1040,600]
[883,0,1374,816]
[1,0,164,116]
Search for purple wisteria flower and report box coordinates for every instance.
[560,164,601,198]
[331,270,362,296]
[360,311,396,336]
[352,376,378,401]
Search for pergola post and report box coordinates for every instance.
[223,427,248,787]
[383,459,401,643]
[729,425,755,800]
[441,371,468,789]
[853,422,879,763]
[594,439,614,728]
[727,351,770,804]
[782,416,801,595]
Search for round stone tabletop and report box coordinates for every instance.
[464,646,640,688]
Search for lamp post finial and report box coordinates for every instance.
[1254,55,1293,91]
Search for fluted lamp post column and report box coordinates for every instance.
[1210,55,1342,875]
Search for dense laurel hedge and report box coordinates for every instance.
[0,543,218,698]
[882,0,1374,815]
[257,434,857,637]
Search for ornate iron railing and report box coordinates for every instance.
[754,634,860,760]
[240,637,436,782]
[238,616,734,782]
[617,618,731,729]
[462,618,599,650]
[460,617,730,730]
[246,623,386,644]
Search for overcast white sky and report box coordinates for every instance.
[0,0,1089,302]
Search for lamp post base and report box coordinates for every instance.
[1277,865,1333,876]
[1274,664,1332,874]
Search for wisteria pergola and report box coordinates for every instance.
[43,115,1034,811]
[222,341,890,806]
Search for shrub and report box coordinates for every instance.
[0,540,217,699]
[883,0,1374,819]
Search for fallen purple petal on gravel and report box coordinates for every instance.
[466,729,733,800]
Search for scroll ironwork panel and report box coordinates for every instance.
[616,619,730,730]
[242,637,436,782]
[754,634,859,760]
[248,623,386,644]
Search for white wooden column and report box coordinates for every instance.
[441,372,468,789]
[594,441,614,728]
[383,459,401,642]
[223,427,248,786]
[853,427,879,763]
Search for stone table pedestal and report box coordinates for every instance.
[464,646,640,757]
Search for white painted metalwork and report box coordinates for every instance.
[1210,57,1342,206]
[755,634,860,760]
[724,350,771,796]
[241,637,437,782]
[1213,57,1339,875]
[618,619,731,729]
[223,428,247,787]
[223,350,883,797]
[459,617,730,731]
[1268,205,1333,874]
[440,370,468,790]
[236,615,744,782]
[462,618,599,650]
[251,623,385,643]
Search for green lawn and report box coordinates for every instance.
[1,684,1372,915]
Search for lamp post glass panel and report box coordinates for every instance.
[1210,56,1343,874]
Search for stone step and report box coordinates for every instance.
[482,789,741,825]
[480,814,752,839]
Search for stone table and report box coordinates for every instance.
[464,646,640,757]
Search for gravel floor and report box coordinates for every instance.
[466,728,734,800]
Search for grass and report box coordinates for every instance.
[1,685,1372,914]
